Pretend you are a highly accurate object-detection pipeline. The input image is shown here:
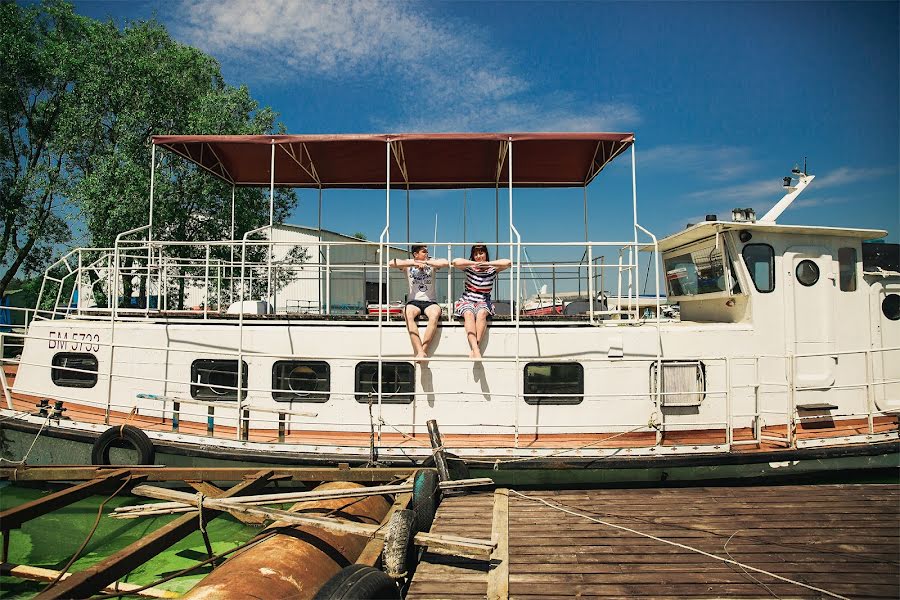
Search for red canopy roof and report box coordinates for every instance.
[151,133,634,189]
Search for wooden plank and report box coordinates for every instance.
[355,491,412,566]
[33,470,274,600]
[487,488,509,600]
[0,562,178,598]
[129,484,496,560]
[0,469,132,531]
[185,481,265,525]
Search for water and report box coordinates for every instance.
[0,482,262,599]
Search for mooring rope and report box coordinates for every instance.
[196,492,207,533]
[0,413,51,465]
[508,490,850,600]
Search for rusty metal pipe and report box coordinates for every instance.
[183,481,391,600]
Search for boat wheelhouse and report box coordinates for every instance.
[2,133,898,482]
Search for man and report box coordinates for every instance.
[390,244,449,361]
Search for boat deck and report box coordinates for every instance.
[408,483,900,599]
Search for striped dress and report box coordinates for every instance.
[454,266,497,316]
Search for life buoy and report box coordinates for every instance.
[313,565,399,600]
[91,425,155,465]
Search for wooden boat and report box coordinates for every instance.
[1,133,897,483]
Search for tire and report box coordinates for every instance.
[313,565,400,600]
[422,452,470,481]
[411,469,438,534]
[91,425,155,466]
[381,509,415,578]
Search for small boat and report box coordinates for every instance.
[1,133,897,483]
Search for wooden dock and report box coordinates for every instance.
[408,483,900,599]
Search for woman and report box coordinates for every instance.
[452,244,512,359]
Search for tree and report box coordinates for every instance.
[0,1,297,303]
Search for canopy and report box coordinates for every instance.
[151,133,634,189]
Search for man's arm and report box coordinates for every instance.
[427,258,450,269]
[390,258,414,269]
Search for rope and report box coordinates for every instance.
[42,474,134,592]
[196,492,206,533]
[119,406,139,437]
[0,413,51,464]
[508,490,850,600]
[469,416,658,468]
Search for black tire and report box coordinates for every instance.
[313,565,400,600]
[91,425,155,466]
[422,452,470,481]
[411,469,438,533]
[381,509,415,578]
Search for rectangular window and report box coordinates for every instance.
[664,238,740,298]
[649,361,705,407]
[355,362,414,404]
[272,361,330,402]
[523,362,584,405]
[742,244,775,293]
[191,359,248,401]
[838,247,857,292]
[51,353,98,388]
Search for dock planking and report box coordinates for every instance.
[408,483,899,599]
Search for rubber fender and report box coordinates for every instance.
[381,509,415,578]
[91,425,155,465]
[422,452,470,480]
[411,469,438,533]
[313,565,400,600]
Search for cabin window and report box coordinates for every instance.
[838,247,857,292]
[884,294,900,321]
[523,363,584,405]
[664,238,739,297]
[742,244,775,293]
[272,361,329,402]
[649,360,706,407]
[355,362,414,404]
[191,360,248,401]
[796,260,820,287]
[51,353,98,388]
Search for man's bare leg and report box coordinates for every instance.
[421,304,442,357]
[463,311,481,358]
[405,304,426,360]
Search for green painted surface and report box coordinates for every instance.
[0,481,262,599]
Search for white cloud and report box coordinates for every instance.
[685,177,785,202]
[173,0,639,132]
[810,166,895,189]
[638,145,758,180]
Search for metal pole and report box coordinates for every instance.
[267,143,275,306]
[630,143,639,318]
[318,187,323,313]
[230,185,235,305]
[149,144,156,242]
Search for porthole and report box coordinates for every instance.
[883,294,900,321]
[795,260,819,287]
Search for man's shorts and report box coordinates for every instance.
[406,300,439,314]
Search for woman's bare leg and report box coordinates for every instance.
[463,312,481,358]
[475,310,489,354]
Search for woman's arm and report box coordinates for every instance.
[451,258,475,269]
[489,259,512,271]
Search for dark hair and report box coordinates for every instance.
[469,244,490,262]
[411,244,427,256]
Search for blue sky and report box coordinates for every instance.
[74,0,899,276]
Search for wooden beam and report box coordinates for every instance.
[2,465,416,483]
[116,478,492,517]
[487,488,509,600]
[0,562,178,599]
[355,491,412,566]
[127,485,495,560]
[0,469,132,531]
[185,481,265,526]
[33,470,274,600]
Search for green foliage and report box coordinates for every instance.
[352,231,369,240]
[0,0,297,301]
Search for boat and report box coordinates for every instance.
[1,133,897,483]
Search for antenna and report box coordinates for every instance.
[433,213,438,245]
